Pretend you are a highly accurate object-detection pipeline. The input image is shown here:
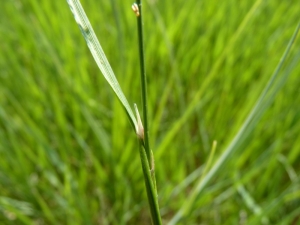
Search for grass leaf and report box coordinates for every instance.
[66,0,137,131]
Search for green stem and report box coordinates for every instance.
[136,0,151,164]
[139,141,162,225]
[135,1,162,224]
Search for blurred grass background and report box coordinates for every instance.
[0,0,300,224]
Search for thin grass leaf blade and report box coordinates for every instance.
[66,0,137,130]
[168,22,300,225]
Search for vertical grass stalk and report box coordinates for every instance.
[135,1,151,165]
[133,1,162,224]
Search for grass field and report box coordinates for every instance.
[1,0,300,224]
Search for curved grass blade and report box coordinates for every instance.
[168,22,300,225]
[66,0,137,131]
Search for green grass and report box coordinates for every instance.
[0,0,300,224]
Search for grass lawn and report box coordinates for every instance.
[0,0,300,224]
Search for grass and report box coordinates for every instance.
[0,0,300,224]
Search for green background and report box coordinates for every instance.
[0,0,299,224]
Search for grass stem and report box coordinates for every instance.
[136,1,151,164]
[134,1,162,224]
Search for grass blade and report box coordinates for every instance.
[66,0,137,131]
[168,22,300,225]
